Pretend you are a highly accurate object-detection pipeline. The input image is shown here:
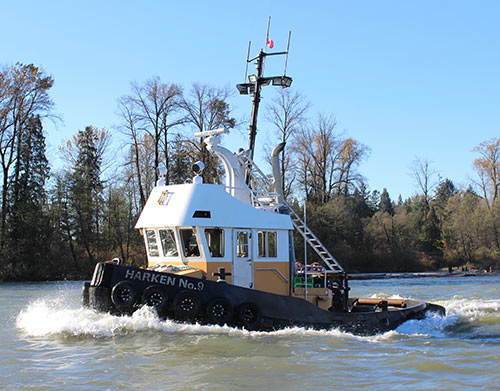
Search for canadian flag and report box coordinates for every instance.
[267,37,274,49]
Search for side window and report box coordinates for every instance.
[146,229,159,257]
[159,229,178,257]
[180,228,200,257]
[258,231,266,257]
[205,228,224,257]
[268,231,277,257]
[236,231,249,257]
[257,231,277,258]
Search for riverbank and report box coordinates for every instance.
[349,270,499,280]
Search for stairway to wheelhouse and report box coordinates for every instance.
[235,153,344,274]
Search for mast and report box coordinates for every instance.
[236,20,292,162]
[247,50,265,160]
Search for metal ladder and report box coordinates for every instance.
[285,206,344,273]
[237,154,344,273]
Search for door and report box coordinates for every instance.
[232,229,254,288]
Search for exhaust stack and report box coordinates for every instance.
[271,142,286,204]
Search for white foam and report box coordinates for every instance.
[394,297,500,337]
[395,313,456,337]
[16,298,399,342]
[17,294,498,341]
[443,298,500,319]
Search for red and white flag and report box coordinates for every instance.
[267,37,274,49]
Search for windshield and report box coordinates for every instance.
[180,228,200,257]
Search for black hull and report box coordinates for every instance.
[84,263,444,335]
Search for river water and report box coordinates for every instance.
[2,275,499,391]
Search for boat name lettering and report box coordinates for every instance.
[124,269,204,290]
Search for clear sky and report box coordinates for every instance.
[2,0,499,200]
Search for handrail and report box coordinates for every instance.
[255,267,288,283]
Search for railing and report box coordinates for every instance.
[234,153,345,274]
[255,267,288,283]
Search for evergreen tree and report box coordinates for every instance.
[169,134,194,184]
[68,126,106,271]
[418,207,442,254]
[379,188,394,216]
[4,116,51,279]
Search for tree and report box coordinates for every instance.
[442,190,484,265]
[0,63,54,245]
[472,138,500,250]
[434,179,456,206]
[101,181,143,266]
[63,126,110,270]
[48,172,77,276]
[411,157,439,214]
[118,78,183,205]
[293,115,368,204]
[294,115,340,204]
[473,138,500,210]
[265,89,309,198]
[169,133,195,184]
[433,178,457,230]
[336,138,369,196]
[2,115,51,279]
[180,83,235,183]
[379,188,394,215]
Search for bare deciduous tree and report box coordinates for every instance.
[117,77,183,206]
[266,89,309,198]
[473,137,500,209]
[411,157,439,213]
[294,115,368,203]
[472,137,500,250]
[179,83,235,183]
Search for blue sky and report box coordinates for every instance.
[2,1,499,200]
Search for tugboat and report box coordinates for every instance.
[83,29,445,335]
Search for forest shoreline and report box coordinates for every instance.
[1,269,498,283]
[349,270,499,280]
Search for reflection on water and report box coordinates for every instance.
[2,277,500,391]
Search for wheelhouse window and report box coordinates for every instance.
[258,231,277,258]
[236,231,249,257]
[205,228,224,257]
[159,229,178,257]
[146,229,160,257]
[180,228,200,257]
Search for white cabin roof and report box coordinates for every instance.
[135,182,293,230]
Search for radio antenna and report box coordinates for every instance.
[283,31,291,76]
[244,41,251,82]
[236,18,293,164]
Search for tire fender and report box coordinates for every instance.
[111,281,138,308]
[141,285,169,312]
[173,290,201,319]
[237,302,261,330]
[206,297,233,325]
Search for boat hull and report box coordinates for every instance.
[84,262,444,335]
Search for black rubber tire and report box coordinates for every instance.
[237,302,261,330]
[206,297,233,325]
[141,285,169,312]
[111,281,138,308]
[173,290,201,319]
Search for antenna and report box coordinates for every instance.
[244,41,251,83]
[283,31,291,76]
[265,16,271,50]
[235,18,293,163]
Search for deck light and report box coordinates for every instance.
[281,76,292,87]
[271,77,282,86]
[237,83,249,95]
[192,161,205,176]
